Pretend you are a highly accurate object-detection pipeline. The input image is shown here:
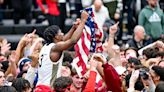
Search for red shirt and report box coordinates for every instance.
[83,71,97,92]
[103,63,122,92]
[37,0,60,16]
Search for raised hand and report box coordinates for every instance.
[8,51,17,63]
[73,18,81,29]
[92,53,107,64]
[27,29,36,44]
[81,11,89,22]
[0,39,11,55]
[109,22,119,36]
[129,70,139,88]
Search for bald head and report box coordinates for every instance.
[94,0,103,12]
[134,25,145,40]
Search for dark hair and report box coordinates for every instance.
[53,76,73,92]
[63,52,73,64]
[134,80,144,91]
[12,78,31,92]
[62,62,72,70]
[71,68,78,76]
[155,82,164,92]
[128,58,141,66]
[1,61,9,72]
[152,66,164,81]
[143,47,159,59]
[43,25,60,44]
[0,86,17,92]
[125,47,139,57]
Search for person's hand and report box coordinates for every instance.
[81,11,89,22]
[26,29,36,44]
[8,51,17,63]
[0,39,11,55]
[92,53,107,65]
[109,22,119,36]
[89,54,99,71]
[72,18,81,29]
[28,49,39,68]
[19,29,36,46]
[129,70,139,88]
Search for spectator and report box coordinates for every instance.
[91,0,110,31]
[125,47,139,60]
[18,58,32,72]
[12,78,31,92]
[36,12,88,87]
[150,66,164,85]
[126,25,152,49]
[60,62,72,77]
[11,0,32,24]
[70,68,85,92]
[53,76,73,92]
[138,0,164,41]
[37,0,60,26]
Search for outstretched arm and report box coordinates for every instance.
[51,11,89,52]
[63,19,81,41]
[107,22,119,58]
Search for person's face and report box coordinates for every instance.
[94,3,101,12]
[55,30,64,41]
[125,49,137,59]
[22,62,31,71]
[61,66,71,77]
[137,29,145,40]
[0,71,5,86]
[120,51,125,59]
[126,63,135,74]
[72,74,84,89]
[148,0,158,8]
[150,69,160,85]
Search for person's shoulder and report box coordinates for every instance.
[127,38,135,44]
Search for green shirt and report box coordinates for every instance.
[138,6,164,39]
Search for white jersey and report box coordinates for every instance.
[37,43,63,86]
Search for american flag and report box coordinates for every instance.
[72,8,103,77]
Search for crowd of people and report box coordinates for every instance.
[0,0,164,92]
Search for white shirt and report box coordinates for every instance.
[37,43,63,86]
[91,5,110,31]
